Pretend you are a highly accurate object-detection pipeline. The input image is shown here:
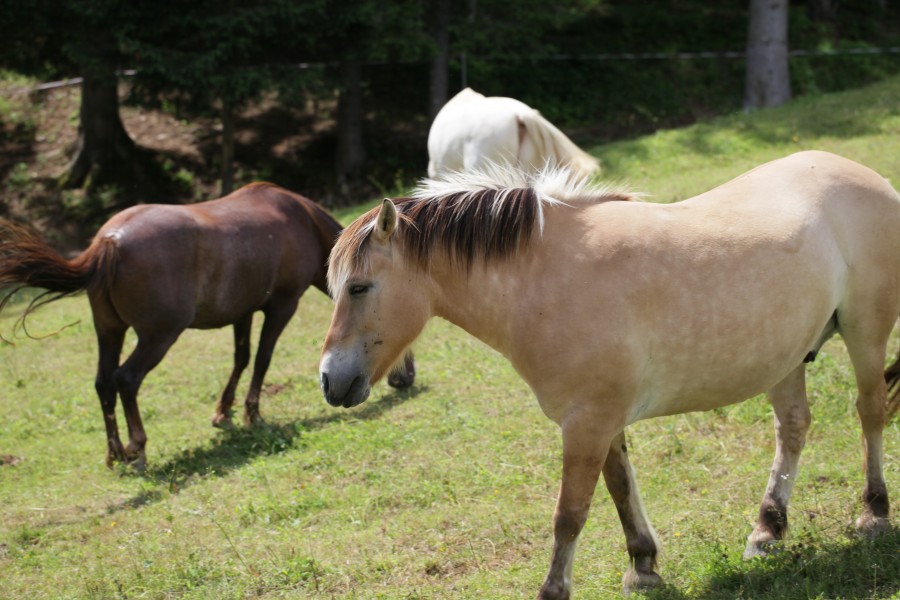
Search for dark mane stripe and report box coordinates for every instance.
[328,171,637,297]
[396,187,539,270]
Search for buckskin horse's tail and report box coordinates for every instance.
[0,220,118,326]
[885,345,900,421]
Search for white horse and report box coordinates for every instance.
[427,88,601,179]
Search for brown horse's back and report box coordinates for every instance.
[93,183,335,333]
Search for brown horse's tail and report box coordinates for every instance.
[0,221,118,329]
[885,347,900,421]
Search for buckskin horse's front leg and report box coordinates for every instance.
[537,410,616,600]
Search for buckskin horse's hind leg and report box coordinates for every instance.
[603,431,662,593]
[114,331,181,470]
[212,315,253,428]
[843,334,892,536]
[93,321,127,468]
[745,364,811,558]
[243,298,300,426]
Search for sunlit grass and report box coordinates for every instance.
[2,75,900,599]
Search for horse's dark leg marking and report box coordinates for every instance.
[745,365,809,558]
[94,324,127,468]
[213,315,253,428]
[602,432,662,592]
[243,298,299,426]
[855,377,891,535]
[114,331,180,470]
[387,350,416,389]
[537,415,612,600]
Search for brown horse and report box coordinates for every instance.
[0,183,415,470]
[319,152,900,598]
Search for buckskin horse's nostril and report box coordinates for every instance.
[320,372,330,396]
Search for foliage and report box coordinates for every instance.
[2,76,900,598]
[457,0,900,135]
[123,0,328,113]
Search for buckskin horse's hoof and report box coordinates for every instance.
[622,567,663,595]
[856,512,891,538]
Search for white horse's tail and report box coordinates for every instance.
[517,110,601,179]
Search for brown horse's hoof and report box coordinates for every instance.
[212,413,235,429]
[123,443,147,472]
[387,371,413,389]
[128,454,147,472]
[244,412,266,427]
[106,441,128,469]
[387,353,416,389]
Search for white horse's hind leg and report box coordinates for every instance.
[602,432,662,593]
[744,364,811,558]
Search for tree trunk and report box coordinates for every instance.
[335,58,366,196]
[428,0,451,121]
[63,70,137,189]
[744,0,791,111]
[220,101,235,196]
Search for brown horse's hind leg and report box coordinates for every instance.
[745,364,810,558]
[602,432,662,593]
[387,350,416,389]
[212,315,253,429]
[243,299,299,426]
[94,323,127,468]
[114,332,180,470]
[537,411,617,600]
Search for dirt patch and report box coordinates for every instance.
[1,454,23,466]
[0,80,428,251]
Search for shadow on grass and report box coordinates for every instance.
[639,528,900,600]
[112,383,427,511]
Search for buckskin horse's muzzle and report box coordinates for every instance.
[319,352,371,408]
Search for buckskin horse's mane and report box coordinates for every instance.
[327,167,636,297]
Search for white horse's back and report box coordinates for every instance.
[427,88,600,179]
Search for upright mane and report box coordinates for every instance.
[328,166,635,297]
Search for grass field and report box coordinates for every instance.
[2,76,900,599]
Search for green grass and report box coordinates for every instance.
[3,75,900,599]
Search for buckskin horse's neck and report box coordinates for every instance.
[429,264,518,357]
[424,202,585,373]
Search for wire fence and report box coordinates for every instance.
[30,46,900,92]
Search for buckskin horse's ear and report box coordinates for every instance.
[372,199,397,243]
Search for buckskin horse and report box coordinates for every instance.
[0,183,415,470]
[427,87,601,180]
[318,152,899,598]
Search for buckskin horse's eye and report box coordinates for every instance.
[348,283,370,297]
